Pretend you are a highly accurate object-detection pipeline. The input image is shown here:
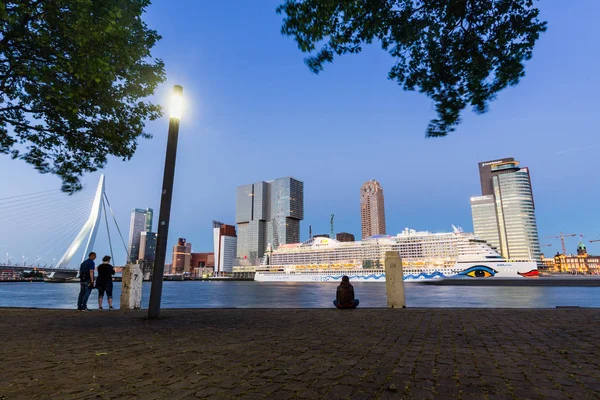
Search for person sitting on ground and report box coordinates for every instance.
[96,255,115,310]
[333,275,359,309]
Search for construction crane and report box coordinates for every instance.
[540,244,552,247]
[544,233,576,255]
[330,214,335,240]
[590,240,600,243]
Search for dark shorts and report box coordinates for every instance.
[97,283,113,298]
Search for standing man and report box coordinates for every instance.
[77,252,96,311]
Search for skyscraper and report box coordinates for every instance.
[478,158,515,196]
[236,177,304,260]
[139,231,157,275]
[470,159,541,260]
[127,208,153,263]
[470,195,501,251]
[360,180,386,239]
[213,221,238,276]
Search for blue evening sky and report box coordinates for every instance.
[1,0,599,265]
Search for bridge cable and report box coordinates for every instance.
[0,190,95,231]
[101,197,115,265]
[0,189,61,202]
[0,192,94,234]
[33,206,92,261]
[34,212,90,266]
[103,192,129,261]
[0,187,94,265]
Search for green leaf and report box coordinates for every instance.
[277,0,547,137]
[0,0,166,192]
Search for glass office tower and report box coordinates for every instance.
[471,160,541,260]
[236,177,304,261]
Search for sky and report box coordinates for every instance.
[1,0,599,266]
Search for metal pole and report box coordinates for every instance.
[148,85,182,319]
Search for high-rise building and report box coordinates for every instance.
[139,231,157,274]
[470,195,501,251]
[171,238,191,274]
[360,180,386,239]
[470,159,541,260]
[127,208,153,263]
[213,221,237,276]
[336,232,356,242]
[236,177,304,261]
[478,158,515,196]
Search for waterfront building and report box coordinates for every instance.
[139,231,157,274]
[236,177,304,261]
[190,252,215,277]
[0,268,24,281]
[470,159,541,260]
[213,221,237,276]
[540,244,600,275]
[360,180,386,239]
[127,208,153,263]
[336,232,355,242]
[171,238,192,274]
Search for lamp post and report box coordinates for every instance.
[148,85,183,319]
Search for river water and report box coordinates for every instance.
[1,281,600,309]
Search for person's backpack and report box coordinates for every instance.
[79,261,89,280]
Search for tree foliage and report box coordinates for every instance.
[0,0,165,192]
[277,0,546,137]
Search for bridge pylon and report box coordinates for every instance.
[55,175,105,269]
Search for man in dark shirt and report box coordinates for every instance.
[77,252,96,311]
[96,255,115,310]
[334,275,360,309]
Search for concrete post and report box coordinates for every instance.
[120,263,143,310]
[384,251,406,308]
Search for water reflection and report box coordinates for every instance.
[1,281,600,309]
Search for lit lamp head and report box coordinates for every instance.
[170,85,183,120]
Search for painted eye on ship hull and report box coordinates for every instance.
[458,266,497,278]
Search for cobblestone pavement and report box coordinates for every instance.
[1,308,599,400]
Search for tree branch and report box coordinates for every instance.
[0,117,51,133]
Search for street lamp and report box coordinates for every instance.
[148,85,183,319]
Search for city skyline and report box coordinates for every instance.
[1,1,599,265]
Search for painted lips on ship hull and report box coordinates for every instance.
[517,270,539,278]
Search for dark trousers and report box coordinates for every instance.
[334,299,359,309]
[78,282,92,310]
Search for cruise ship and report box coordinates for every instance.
[253,227,539,282]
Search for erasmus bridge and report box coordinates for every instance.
[0,175,129,279]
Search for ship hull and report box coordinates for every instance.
[254,261,539,282]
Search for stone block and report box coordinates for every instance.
[120,263,143,310]
[384,251,406,308]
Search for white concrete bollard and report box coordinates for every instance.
[120,263,143,310]
[384,251,406,308]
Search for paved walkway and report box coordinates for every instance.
[1,308,599,400]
